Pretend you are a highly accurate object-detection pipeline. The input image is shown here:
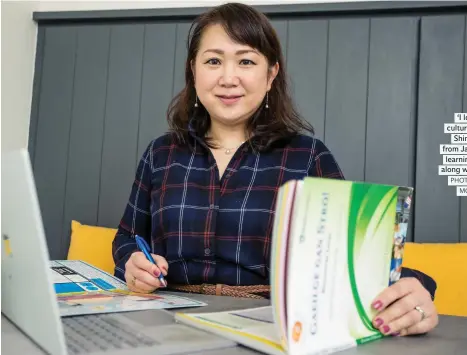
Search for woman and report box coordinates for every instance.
[112,2,438,338]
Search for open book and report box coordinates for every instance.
[175,177,413,355]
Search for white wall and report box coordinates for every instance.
[2,1,40,151]
[1,0,357,152]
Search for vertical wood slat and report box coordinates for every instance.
[365,17,419,242]
[287,19,328,141]
[461,16,467,242]
[98,24,145,228]
[415,15,465,243]
[61,25,111,256]
[365,17,419,187]
[32,26,77,259]
[270,19,288,60]
[325,19,370,182]
[172,22,192,97]
[137,23,177,163]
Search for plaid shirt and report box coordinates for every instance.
[112,129,436,299]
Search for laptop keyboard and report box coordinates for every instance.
[62,314,158,354]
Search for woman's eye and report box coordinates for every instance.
[240,59,255,65]
[206,58,220,65]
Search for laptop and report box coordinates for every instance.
[1,148,236,355]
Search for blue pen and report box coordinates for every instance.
[135,235,167,288]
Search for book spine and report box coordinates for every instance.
[388,188,413,286]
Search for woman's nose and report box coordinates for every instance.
[219,64,239,86]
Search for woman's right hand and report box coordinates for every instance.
[124,251,168,293]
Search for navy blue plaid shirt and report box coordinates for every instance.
[112,129,436,299]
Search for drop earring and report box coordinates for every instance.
[265,92,269,109]
[194,96,198,108]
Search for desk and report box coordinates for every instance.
[2,292,466,354]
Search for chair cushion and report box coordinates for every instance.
[403,242,467,317]
[67,220,117,275]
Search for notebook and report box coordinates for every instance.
[174,177,413,355]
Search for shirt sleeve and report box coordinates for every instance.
[112,141,154,281]
[308,139,345,180]
[401,267,437,300]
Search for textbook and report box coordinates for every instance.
[50,260,207,317]
[175,177,413,355]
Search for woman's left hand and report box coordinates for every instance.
[371,277,439,336]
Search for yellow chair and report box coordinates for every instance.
[402,242,467,317]
[67,220,117,275]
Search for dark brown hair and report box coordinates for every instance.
[167,2,314,151]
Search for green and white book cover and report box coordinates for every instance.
[283,177,413,355]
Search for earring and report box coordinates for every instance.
[265,92,269,109]
[194,96,198,108]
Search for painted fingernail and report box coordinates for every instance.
[154,269,160,277]
[391,332,400,337]
[382,325,391,333]
[374,318,383,327]
[372,300,383,310]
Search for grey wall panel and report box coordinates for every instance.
[61,25,111,257]
[365,17,418,187]
[287,19,328,141]
[33,26,77,259]
[172,22,192,97]
[365,17,419,242]
[137,23,177,163]
[270,19,288,60]
[415,15,465,243]
[98,24,145,228]
[325,19,370,182]
[462,17,467,243]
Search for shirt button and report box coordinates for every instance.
[205,248,211,255]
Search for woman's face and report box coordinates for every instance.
[192,24,278,129]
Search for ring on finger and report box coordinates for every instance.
[414,306,427,322]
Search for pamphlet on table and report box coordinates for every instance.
[51,260,206,317]
[175,177,413,355]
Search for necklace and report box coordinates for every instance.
[219,141,245,155]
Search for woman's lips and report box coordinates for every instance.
[217,95,242,105]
